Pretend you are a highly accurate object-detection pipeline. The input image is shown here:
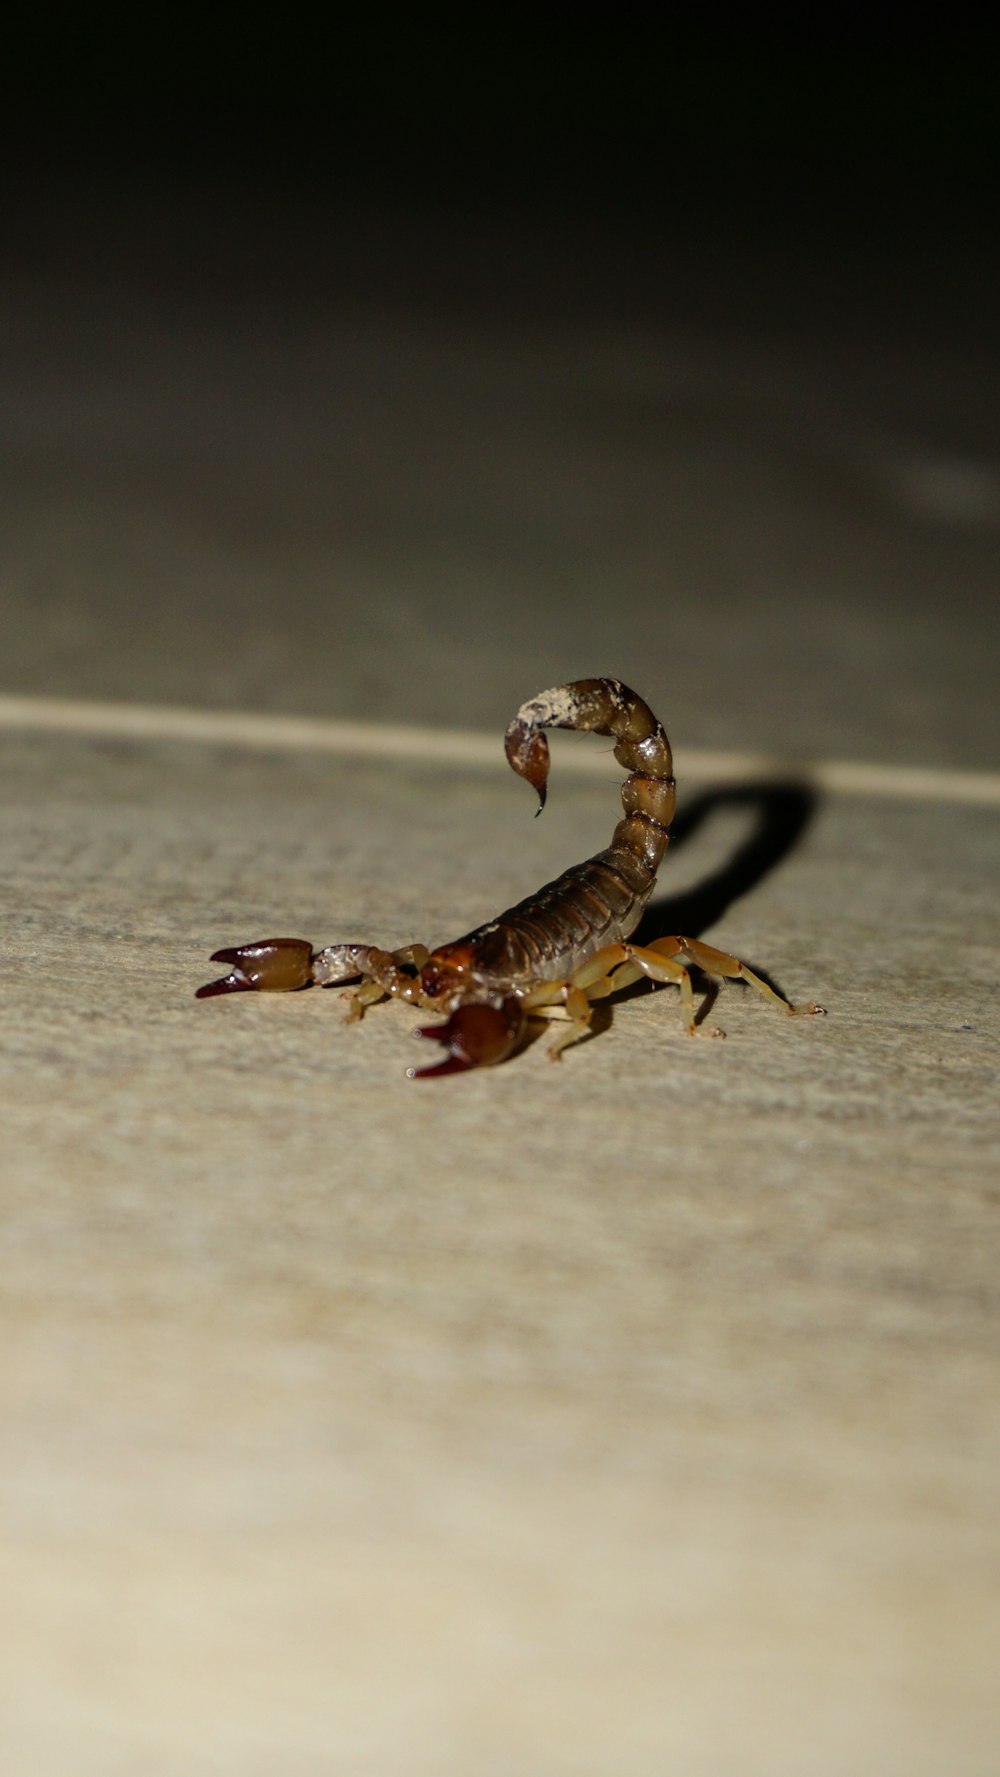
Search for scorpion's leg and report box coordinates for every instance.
[643,936,826,1021]
[523,941,709,1055]
[521,952,641,1060]
[598,940,717,1036]
[531,1000,599,1061]
[528,935,824,1057]
[318,944,431,1023]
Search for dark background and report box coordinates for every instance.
[5,19,998,277]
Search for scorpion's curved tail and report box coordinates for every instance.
[504,678,676,874]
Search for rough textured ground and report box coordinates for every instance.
[2,187,999,1774]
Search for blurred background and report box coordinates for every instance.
[2,17,998,766]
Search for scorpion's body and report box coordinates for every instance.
[444,842,658,989]
[198,679,824,1076]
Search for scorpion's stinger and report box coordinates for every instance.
[504,720,551,810]
[504,679,677,869]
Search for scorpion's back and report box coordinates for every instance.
[448,841,658,987]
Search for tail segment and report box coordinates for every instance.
[504,678,676,872]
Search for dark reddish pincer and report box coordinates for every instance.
[406,997,526,1079]
[196,937,314,998]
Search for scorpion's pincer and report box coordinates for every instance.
[406,997,526,1079]
[195,937,315,998]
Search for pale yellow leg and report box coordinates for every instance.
[522,940,705,1058]
[646,935,826,1019]
[341,942,433,1022]
[340,978,389,1022]
[521,979,600,1060]
[393,944,431,972]
[607,940,706,1035]
[543,985,597,1060]
[514,932,823,1060]
[570,944,631,991]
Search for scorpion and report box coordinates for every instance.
[197,678,825,1077]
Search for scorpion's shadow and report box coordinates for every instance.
[596,778,820,1027]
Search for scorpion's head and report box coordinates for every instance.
[417,942,479,1010]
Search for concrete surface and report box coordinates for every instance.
[2,186,999,1774]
